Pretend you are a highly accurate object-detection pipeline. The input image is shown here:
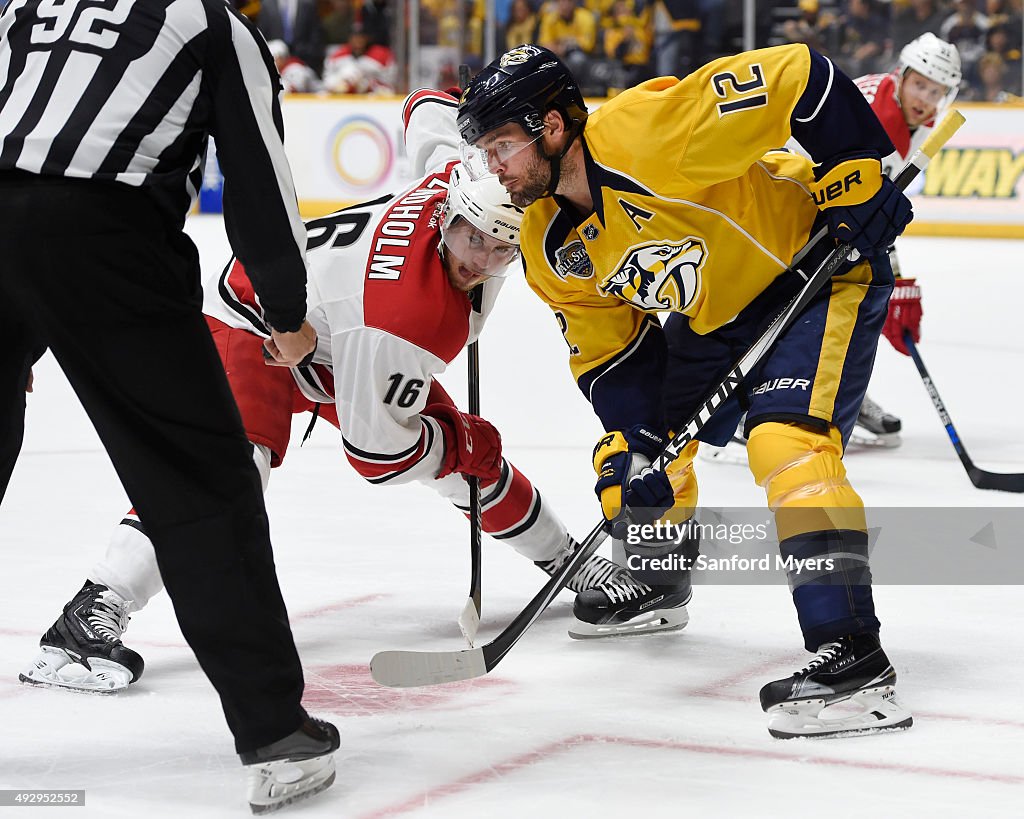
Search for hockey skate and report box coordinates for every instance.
[759,633,913,739]
[569,579,691,639]
[241,717,340,814]
[851,395,902,449]
[19,581,143,694]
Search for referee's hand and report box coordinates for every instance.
[264,321,317,367]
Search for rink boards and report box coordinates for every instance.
[266,96,1024,239]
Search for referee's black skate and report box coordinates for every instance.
[760,633,913,739]
[569,579,691,639]
[19,581,143,694]
[241,717,340,814]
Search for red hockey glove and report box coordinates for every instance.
[424,403,502,481]
[882,278,922,356]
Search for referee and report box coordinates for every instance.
[0,0,338,811]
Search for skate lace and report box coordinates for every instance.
[597,576,652,605]
[799,641,843,676]
[858,396,885,422]
[538,543,634,593]
[87,592,131,643]
[571,555,625,592]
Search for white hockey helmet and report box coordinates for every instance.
[440,163,524,277]
[898,33,962,104]
[443,163,523,244]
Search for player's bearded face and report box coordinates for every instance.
[501,142,551,208]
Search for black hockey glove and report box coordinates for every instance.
[812,154,913,258]
[593,425,675,537]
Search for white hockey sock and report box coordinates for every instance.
[88,517,163,613]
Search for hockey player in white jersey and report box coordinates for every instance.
[19,89,649,695]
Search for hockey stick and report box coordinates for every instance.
[370,109,967,688]
[458,287,484,645]
[905,334,1024,492]
[456,62,485,647]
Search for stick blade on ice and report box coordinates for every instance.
[370,647,488,687]
[457,597,480,647]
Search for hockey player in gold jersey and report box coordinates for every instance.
[458,43,915,737]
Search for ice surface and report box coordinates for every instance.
[1,219,1021,817]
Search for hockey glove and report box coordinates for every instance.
[882,278,922,356]
[593,425,675,536]
[424,403,502,482]
[811,154,913,258]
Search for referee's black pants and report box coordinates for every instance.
[0,176,306,754]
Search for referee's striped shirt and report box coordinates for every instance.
[0,0,306,331]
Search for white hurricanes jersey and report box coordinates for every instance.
[204,89,506,485]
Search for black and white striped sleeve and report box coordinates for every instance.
[204,5,307,333]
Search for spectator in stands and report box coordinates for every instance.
[424,0,485,56]
[782,0,837,54]
[985,0,1023,36]
[355,0,393,47]
[506,0,541,49]
[697,0,727,58]
[604,0,654,86]
[539,0,599,76]
[981,18,1023,93]
[257,0,326,74]
[322,0,356,47]
[323,23,396,93]
[969,50,1022,98]
[834,0,889,76]
[941,0,991,36]
[891,0,950,53]
[940,0,991,73]
[268,39,323,94]
[652,0,702,78]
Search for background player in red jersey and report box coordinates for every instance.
[852,33,962,446]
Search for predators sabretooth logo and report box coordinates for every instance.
[499,45,541,67]
[599,238,706,311]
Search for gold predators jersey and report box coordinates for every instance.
[522,45,825,388]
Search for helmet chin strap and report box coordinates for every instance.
[539,118,582,198]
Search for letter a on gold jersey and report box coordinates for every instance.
[598,238,706,311]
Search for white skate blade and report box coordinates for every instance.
[246,754,336,814]
[568,605,689,640]
[849,426,902,449]
[766,687,913,739]
[18,647,132,694]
